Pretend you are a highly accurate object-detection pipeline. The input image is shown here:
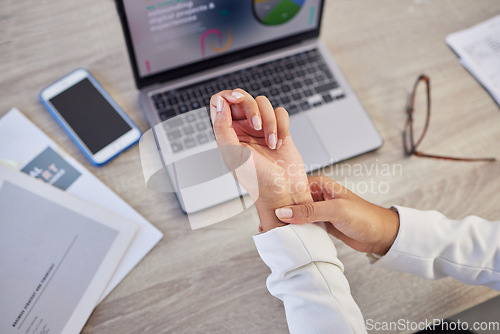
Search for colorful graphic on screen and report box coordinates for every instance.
[253,0,305,26]
[200,28,233,58]
[122,0,321,77]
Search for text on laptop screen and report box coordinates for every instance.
[123,0,322,78]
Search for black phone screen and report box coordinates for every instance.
[49,78,132,154]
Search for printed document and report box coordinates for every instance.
[0,165,138,334]
[0,108,163,302]
[446,15,500,105]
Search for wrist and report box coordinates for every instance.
[255,202,286,233]
[255,191,313,233]
[373,207,400,255]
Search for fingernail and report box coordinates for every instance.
[252,115,262,131]
[216,95,224,112]
[231,91,245,99]
[268,133,277,150]
[275,208,293,219]
[276,138,283,150]
[227,91,245,103]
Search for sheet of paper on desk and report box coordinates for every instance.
[0,165,138,334]
[446,14,500,105]
[0,108,163,303]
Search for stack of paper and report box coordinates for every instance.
[446,14,500,105]
[0,165,138,334]
[0,109,164,333]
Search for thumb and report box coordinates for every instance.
[275,200,338,224]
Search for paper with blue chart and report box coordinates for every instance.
[0,108,163,303]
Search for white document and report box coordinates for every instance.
[0,165,138,334]
[446,15,500,104]
[0,109,163,302]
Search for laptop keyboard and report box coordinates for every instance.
[162,108,215,153]
[151,48,345,153]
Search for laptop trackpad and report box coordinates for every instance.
[289,114,331,172]
[169,148,229,189]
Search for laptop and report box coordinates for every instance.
[115,0,383,214]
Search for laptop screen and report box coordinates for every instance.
[120,0,323,84]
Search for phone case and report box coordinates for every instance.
[39,68,141,166]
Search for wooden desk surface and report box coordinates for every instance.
[1,0,499,333]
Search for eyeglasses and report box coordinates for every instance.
[403,74,496,162]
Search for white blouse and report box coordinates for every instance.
[253,206,500,333]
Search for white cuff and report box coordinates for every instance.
[253,222,344,274]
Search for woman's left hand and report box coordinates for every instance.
[210,89,313,232]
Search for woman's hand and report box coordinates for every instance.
[210,89,313,232]
[274,175,400,255]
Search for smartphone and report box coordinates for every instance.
[40,68,141,166]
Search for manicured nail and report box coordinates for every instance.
[275,208,293,219]
[276,138,283,150]
[252,115,262,131]
[268,133,277,150]
[231,91,245,99]
[216,95,224,112]
[227,91,245,103]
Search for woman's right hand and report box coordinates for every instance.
[274,175,401,255]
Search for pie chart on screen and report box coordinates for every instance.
[253,0,306,26]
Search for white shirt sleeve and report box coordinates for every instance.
[253,222,367,334]
[372,206,500,290]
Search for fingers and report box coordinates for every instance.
[309,175,327,201]
[308,175,350,200]
[213,89,289,150]
[209,94,239,147]
[217,89,262,131]
[275,107,289,150]
[274,199,344,225]
[255,96,279,149]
